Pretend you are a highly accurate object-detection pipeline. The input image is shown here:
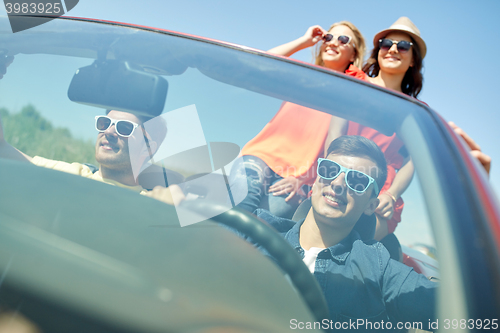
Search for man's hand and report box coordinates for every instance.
[144,184,186,206]
[268,176,305,202]
[449,121,491,175]
[375,192,395,219]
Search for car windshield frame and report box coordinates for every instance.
[1,14,500,331]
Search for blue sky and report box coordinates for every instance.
[48,0,499,193]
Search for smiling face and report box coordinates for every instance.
[320,24,357,72]
[310,154,380,231]
[95,110,142,171]
[377,31,414,75]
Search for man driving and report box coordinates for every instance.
[251,135,436,331]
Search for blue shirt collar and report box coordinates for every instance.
[284,219,362,262]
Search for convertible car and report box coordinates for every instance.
[0,15,499,332]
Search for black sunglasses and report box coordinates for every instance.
[323,34,352,46]
[378,38,413,53]
[317,158,379,195]
[95,116,139,137]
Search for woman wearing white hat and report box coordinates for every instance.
[364,16,426,98]
[366,17,425,241]
[326,17,491,260]
[325,17,426,251]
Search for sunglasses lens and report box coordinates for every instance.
[323,34,333,42]
[397,41,412,52]
[318,160,341,179]
[379,39,392,50]
[380,39,412,53]
[96,116,111,131]
[116,121,135,137]
[318,159,373,193]
[338,35,350,45]
[346,171,370,193]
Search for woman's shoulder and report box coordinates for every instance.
[345,64,368,81]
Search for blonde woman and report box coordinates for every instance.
[232,21,367,218]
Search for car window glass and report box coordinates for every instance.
[0,17,448,331]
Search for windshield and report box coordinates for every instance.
[0,16,457,332]
[0,16,434,239]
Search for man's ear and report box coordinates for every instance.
[363,197,379,215]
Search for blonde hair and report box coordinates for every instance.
[313,21,366,70]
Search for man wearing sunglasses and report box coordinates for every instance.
[249,135,436,331]
[0,109,185,206]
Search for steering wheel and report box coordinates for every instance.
[179,200,330,323]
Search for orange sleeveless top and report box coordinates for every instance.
[241,101,331,185]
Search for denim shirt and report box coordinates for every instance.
[255,209,437,332]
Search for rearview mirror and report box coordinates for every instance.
[68,60,168,117]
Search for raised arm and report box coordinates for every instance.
[448,121,491,176]
[324,116,349,157]
[268,25,327,57]
[0,112,32,163]
[375,157,414,219]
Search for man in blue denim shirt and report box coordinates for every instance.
[254,136,436,332]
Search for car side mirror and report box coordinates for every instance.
[67,60,168,117]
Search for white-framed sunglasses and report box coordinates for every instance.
[323,34,354,47]
[95,115,139,138]
[317,158,379,195]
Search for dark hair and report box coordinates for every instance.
[326,135,387,194]
[362,36,423,98]
[105,109,167,146]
